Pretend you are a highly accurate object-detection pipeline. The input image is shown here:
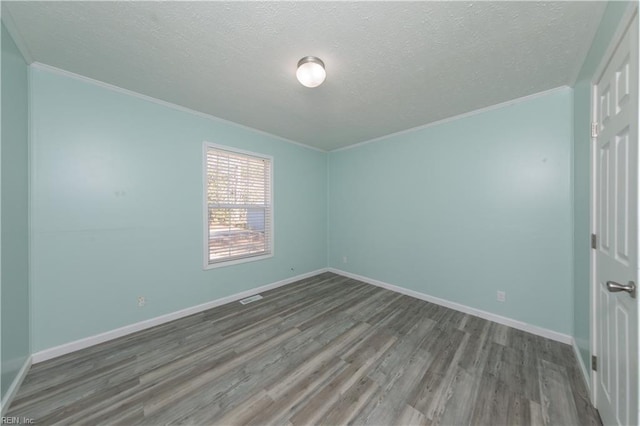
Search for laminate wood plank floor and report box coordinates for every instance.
[7,272,601,425]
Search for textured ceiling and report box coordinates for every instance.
[4,1,606,151]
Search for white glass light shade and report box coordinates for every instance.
[296,57,326,88]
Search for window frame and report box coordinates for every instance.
[202,142,274,270]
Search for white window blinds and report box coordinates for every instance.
[204,144,272,267]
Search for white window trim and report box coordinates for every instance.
[202,141,274,270]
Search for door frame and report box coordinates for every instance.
[590,0,639,407]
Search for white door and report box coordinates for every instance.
[594,11,639,426]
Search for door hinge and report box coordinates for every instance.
[592,355,597,371]
[591,233,597,249]
[591,122,599,138]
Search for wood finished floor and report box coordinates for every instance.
[8,272,600,426]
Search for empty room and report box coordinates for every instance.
[1,1,638,425]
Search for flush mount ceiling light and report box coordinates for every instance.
[296,56,326,88]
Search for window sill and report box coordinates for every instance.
[203,253,273,270]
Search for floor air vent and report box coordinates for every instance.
[239,294,263,305]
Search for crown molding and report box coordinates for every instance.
[331,86,572,153]
[1,7,34,64]
[29,62,326,153]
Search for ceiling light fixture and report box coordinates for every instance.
[296,56,326,88]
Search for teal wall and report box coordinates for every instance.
[328,88,574,334]
[1,23,30,398]
[29,67,327,352]
[18,2,635,361]
[572,1,632,372]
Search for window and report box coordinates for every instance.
[203,143,273,268]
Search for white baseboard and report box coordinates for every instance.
[32,268,328,364]
[1,356,32,416]
[329,268,573,345]
[572,338,592,393]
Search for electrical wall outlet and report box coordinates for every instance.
[497,291,506,302]
[138,296,145,307]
